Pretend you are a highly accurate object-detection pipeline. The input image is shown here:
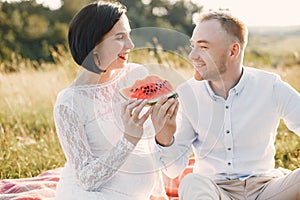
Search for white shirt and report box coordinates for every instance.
[157,67,300,181]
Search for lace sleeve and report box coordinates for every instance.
[54,104,135,191]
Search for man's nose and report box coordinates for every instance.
[188,48,199,61]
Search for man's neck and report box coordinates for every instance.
[209,66,243,100]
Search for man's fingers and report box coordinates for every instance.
[160,98,176,115]
[170,100,179,120]
[153,96,169,112]
[167,99,179,116]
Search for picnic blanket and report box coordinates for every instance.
[0,158,194,200]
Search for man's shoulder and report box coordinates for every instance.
[176,78,207,104]
[177,78,206,92]
[244,67,280,80]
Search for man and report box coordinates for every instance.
[153,11,300,199]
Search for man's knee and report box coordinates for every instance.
[180,173,213,188]
[179,173,219,199]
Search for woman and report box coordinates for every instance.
[53,1,177,199]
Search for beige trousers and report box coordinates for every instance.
[178,168,300,200]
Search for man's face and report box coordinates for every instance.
[189,19,231,81]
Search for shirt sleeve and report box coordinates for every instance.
[54,104,135,191]
[274,77,300,135]
[156,105,197,179]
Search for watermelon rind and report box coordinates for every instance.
[147,91,179,105]
[119,89,178,106]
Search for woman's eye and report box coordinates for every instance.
[116,35,125,40]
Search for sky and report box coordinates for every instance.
[194,0,300,27]
[2,0,300,27]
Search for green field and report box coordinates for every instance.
[1,32,300,179]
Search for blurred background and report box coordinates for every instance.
[0,0,299,179]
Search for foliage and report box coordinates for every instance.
[0,1,68,64]
[245,29,300,69]
[121,0,202,34]
[0,0,202,67]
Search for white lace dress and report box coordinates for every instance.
[53,64,167,200]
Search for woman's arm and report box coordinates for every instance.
[54,104,135,191]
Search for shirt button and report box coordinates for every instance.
[226,130,230,134]
[227,147,231,151]
[228,162,231,166]
[225,106,229,109]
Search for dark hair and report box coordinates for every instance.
[68,1,126,66]
[197,11,248,49]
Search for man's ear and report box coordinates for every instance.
[230,43,240,57]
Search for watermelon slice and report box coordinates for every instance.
[119,75,178,105]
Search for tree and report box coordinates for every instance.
[121,0,202,35]
[0,0,68,63]
[0,0,202,67]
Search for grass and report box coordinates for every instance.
[0,60,79,179]
[0,48,300,179]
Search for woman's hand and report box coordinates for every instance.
[151,96,179,147]
[121,99,152,145]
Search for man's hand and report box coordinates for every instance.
[151,96,179,146]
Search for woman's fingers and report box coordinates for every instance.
[122,98,151,124]
[131,100,148,120]
[138,106,153,126]
[121,98,137,116]
[123,99,143,117]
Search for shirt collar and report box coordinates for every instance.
[231,66,248,96]
[203,66,248,100]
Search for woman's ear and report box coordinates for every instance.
[93,52,101,68]
[92,52,107,73]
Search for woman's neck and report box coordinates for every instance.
[97,62,126,84]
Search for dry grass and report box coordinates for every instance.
[0,49,299,179]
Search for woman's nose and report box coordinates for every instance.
[126,37,134,49]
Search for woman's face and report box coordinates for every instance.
[93,14,134,71]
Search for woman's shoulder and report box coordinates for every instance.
[54,87,87,110]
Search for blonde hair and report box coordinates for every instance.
[197,11,248,50]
